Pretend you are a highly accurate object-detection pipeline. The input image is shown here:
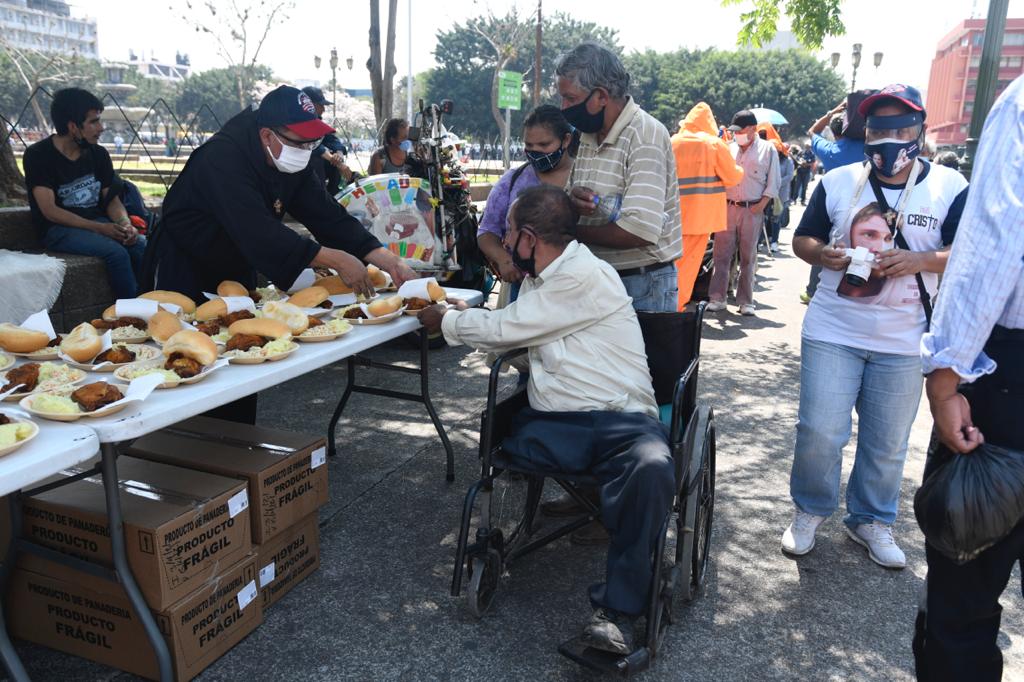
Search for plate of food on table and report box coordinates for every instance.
[20,371,163,422]
[220,319,298,364]
[0,322,62,360]
[115,330,224,388]
[59,322,160,372]
[401,279,448,316]
[334,295,406,325]
[1,361,86,402]
[0,410,39,457]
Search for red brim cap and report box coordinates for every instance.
[284,118,335,139]
[858,93,924,117]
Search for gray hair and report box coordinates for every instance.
[554,43,630,99]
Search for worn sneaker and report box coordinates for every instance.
[706,300,726,312]
[739,304,756,316]
[846,522,906,569]
[570,520,610,546]
[581,608,635,655]
[781,510,826,556]
[770,241,780,253]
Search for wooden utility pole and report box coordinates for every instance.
[534,1,542,106]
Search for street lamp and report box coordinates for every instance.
[314,55,321,70]
[851,43,863,90]
[830,52,840,69]
[330,48,338,121]
[873,51,884,68]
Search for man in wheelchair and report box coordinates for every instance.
[419,185,675,654]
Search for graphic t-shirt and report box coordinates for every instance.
[23,136,114,236]
[795,159,969,355]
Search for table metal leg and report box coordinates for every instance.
[0,494,29,682]
[99,443,174,682]
[419,330,455,482]
[327,356,356,458]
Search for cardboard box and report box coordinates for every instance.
[7,553,263,682]
[255,514,321,610]
[126,416,329,545]
[16,456,251,610]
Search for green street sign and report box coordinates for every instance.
[497,70,523,110]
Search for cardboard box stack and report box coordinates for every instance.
[4,418,328,681]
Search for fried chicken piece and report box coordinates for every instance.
[46,335,61,348]
[318,300,334,309]
[95,346,136,364]
[248,289,262,304]
[307,315,324,328]
[194,321,222,337]
[218,310,255,327]
[225,334,267,353]
[70,382,123,412]
[165,353,202,378]
[404,297,431,311]
[342,307,367,320]
[92,317,147,330]
[0,414,11,425]
[3,363,40,393]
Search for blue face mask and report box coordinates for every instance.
[864,112,924,177]
[525,146,565,174]
[399,140,413,153]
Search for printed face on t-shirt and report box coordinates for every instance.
[850,215,893,256]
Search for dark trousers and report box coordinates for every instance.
[914,327,1024,681]
[502,407,675,617]
[794,169,811,203]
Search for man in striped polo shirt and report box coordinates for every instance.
[556,43,682,313]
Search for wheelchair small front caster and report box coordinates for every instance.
[465,548,502,618]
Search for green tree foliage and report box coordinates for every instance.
[425,11,619,140]
[176,65,272,131]
[722,0,845,50]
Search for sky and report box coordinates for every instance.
[69,0,1024,105]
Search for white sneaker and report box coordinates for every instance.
[739,304,756,316]
[846,522,906,569]
[781,510,826,556]
[770,241,780,253]
[706,300,726,312]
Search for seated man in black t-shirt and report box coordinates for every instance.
[23,87,146,299]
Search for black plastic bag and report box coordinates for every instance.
[915,443,1024,564]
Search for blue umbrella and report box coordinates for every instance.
[749,107,789,126]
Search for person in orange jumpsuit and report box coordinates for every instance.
[671,103,744,309]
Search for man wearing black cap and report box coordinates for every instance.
[146,85,415,301]
[301,85,355,196]
[707,109,780,316]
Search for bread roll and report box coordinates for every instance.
[260,301,309,334]
[367,265,389,288]
[427,281,446,302]
[162,330,218,366]
[0,323,50,353]
[139,290,197,314]
[288,285,329,308]
[216,280,248,298]
[61,322,102,363]
[195,299,227,322]
[227,318,291,339]
[367,295,403,317]
[102,304,117,321]
[315,274,352,295]
[148,310,182,344]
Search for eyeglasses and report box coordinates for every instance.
[273,130,322,150]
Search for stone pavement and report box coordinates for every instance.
[8,195,1024,681]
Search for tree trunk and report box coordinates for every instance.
[0,143,27,206]
[381,0,398,122]
[367,0,386,127]
[490,59,510,144]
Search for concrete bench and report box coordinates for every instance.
[0,207,114,332]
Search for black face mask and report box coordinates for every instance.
[72,131,90,149]
[525,145,565,174]
[509,230,537,278]
[562,90,604,134]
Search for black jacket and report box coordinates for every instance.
[152,108,380,299]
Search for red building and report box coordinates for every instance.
[926,18,1024,146]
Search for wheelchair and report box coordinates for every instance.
[450,303,716,677]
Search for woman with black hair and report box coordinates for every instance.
[477,105,576,292]
[368,118,410,175]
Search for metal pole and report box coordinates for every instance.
[332,64,337,122]
[961,0,1009,181]
[503,108,511,170]
[534,0,542,106]
[407,0,413,121]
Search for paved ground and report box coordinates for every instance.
[8,190,1024,680]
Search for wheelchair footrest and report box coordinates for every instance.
[557,636,652,677]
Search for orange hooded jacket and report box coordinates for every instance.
[756,121,789,156]
[671,103,744,235]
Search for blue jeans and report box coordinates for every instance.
[620,264,678,312]
[43,222,148,299]
[790,337,923,527]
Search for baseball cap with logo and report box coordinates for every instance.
[257,85,334,139]
[858,84,926,120]
[301,86,333,107]
[728,110,758,131]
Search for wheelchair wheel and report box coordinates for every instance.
[466,548,502,618]
[689,419,716,598]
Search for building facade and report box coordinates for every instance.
[926,18,1024,146]
[128,51,191,82]
[0,0,97,59]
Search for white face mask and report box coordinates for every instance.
[734,132,751,146]
[268,131,313,173]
